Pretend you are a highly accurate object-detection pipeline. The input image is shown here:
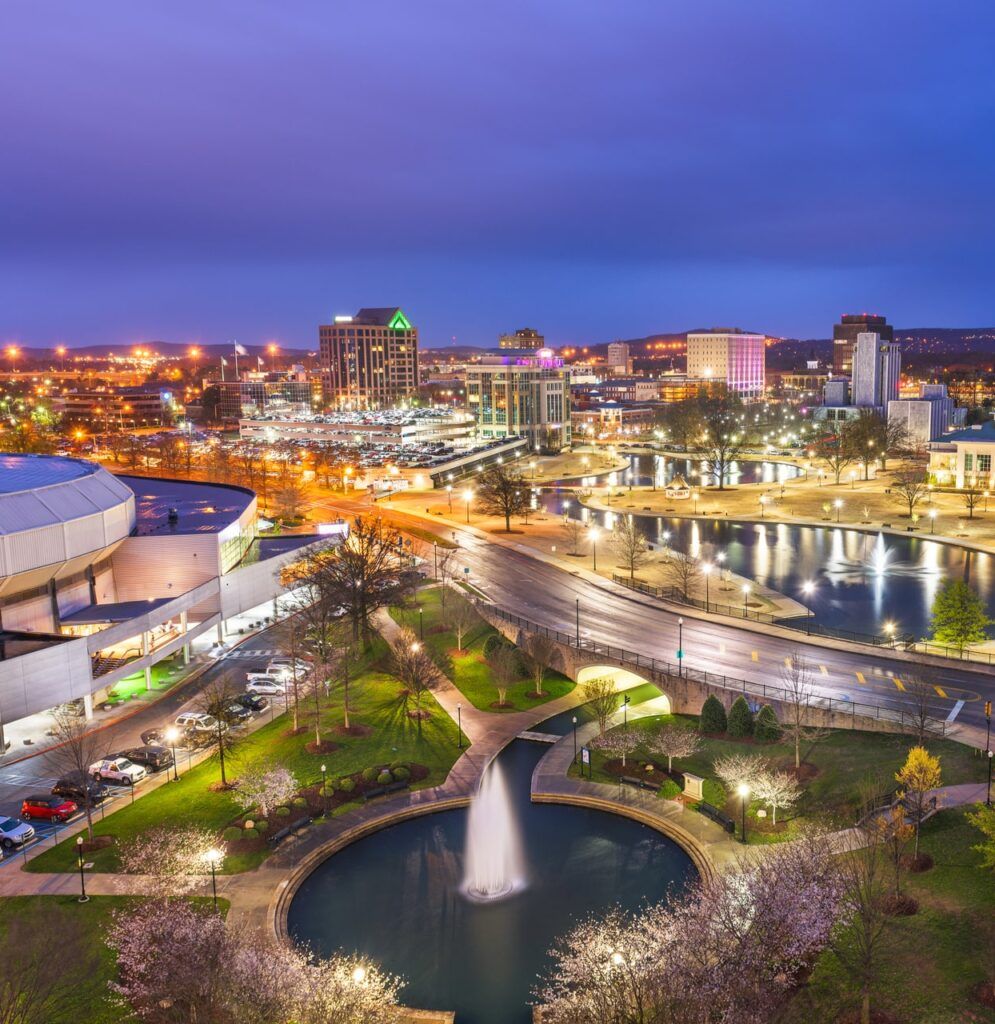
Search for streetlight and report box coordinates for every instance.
[742,584,751,616]
[205,848,224,912]
[929,509,937,534]
[834,498,843,523]
[456,702,463,749]
[463,488,473,524]
[692,490,699,514]
[572,716,578,763]
[76,836,89,903]
[165,727,180,781]
[801,580,815,634]
[702,562,712,611]
[758,495,766,519]
[849,470,856,490]
[737,783,750,844]
[433,540,438,577]
[575,597,580,644]
[883,621,896,646]
[589,526,600,571]
[418,605,424,640]
[985,700,991,807]
[677,616,684,678]
[320,763,328,817]
[622,693,630,727]
[446,485,453,512]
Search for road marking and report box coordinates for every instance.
[934,685,948,699]
[718,643,726,655]
[751,650,759,662]
[855,671,866,685]
[946,699,965,724]
[893,677,905,692]
[783,656,792,668]
[819,664,829,676]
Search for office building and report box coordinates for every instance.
[833,314,893,375]
[52,387,175,429]
[466,349,571,452]
[685,330,765,400]
[606,341,632,374]
[203,371,319,422]
[888,384,958,446]
[929,422,995,488]
[852,332,901,410]
[319,307,419,409]
[239,408,475,445]
[498,327,544,350]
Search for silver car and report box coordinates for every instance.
[0,815,35,851]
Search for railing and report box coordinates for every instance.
[478,601,946,736]
[913,640,995,667]
[610,573,917,650]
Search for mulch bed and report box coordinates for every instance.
[879,893,919,916]
[905,852,934,873]
[489,701,516,710]
[785,761,821,783]
[600,758,677,787]
[283,726,309,738]
[525,691,547,700]
[304,740,340,755]
[208,781,236,793]
[838,1011,902,1024]
[974,981,995,1010]
[79,835,115,854]
[334,723,373,737]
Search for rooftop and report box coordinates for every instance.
[119,476,254,535]
[940,422,995,443]
[0,453,96,494]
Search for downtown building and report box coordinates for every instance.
[466,349,571,453]
[685,330,765,400]
[319,307,419,409]
[816,331,902,423]
[832,313,893,375]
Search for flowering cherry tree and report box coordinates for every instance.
[591,725,639,768]
[753,769,802,825]
[711,752,771,795]
[235,764,298,818]
[117,825,217,898]
[647,722,701,773]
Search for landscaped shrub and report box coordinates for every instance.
[338,778,356,794]
[292,796,307,808]
[658,778,682,800]
[753,704,782,742]
[319,784,334,797]
[222,826,242,843]
[376,770,392,786]
[389,760,406,771]
[361,767,380,783]
[702,779,726,806]
[482,633,510,657]
[727,696,754,738]
[242,827,258,840]
[392,765,411,782]
[699,695,727,734]
[255,819,268,833]
[275,806,291,818]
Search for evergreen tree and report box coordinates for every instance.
[929,579,991,651]
[699,694,727,735]
[754,703,782,742]
[727,695,755,739]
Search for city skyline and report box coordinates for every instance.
[2,2,994,347]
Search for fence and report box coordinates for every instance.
[610,573,916,650]
[479,601,946,736]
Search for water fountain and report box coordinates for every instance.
[461,760,526,902]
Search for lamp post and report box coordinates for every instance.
[562,500,571,523]
[456,703,463,748]
[834,498,843,523]
[418,606,424,640]
[575,598,580,644]
[320,763,328,818]
[165,727,180,782]
[985,700,992,807]
[205,848,223,912]
[883,621,896,646]
[929,509,937,534]
[76,836,89,903]
[692,490,699,514]
[801,581,815,635]
[622,694,630,728]
[589,527,600,571]
[572,716,578,764]
[433,541,439,578]
[702,562,712,611]
[742,584,751,616]
[737,783,750,844]
[758,495,766,519]
[677,616,684,678]
[463,489,473,524]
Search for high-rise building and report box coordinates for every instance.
[606,341,632,374]
[319,307,419,409]
[833,314,893,375]
[466,349,571,452]
[852,332,901,410]
[685,330,765,400]
[888,383,958,446]
[498,327,544,350]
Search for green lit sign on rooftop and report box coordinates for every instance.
[388,310,412,330]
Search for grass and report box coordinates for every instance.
[390,586,575,712]
[568,713,985,841]
[781,808,995,1023]
[106,658,185,701]
[28,636,463,875]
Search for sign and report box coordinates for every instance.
[676,649,684,660]
[581,747,590,765]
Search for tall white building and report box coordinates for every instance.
[888,384,957,446]
[685,331,765,400]
[606,342,632,374]
[852,332,900,411]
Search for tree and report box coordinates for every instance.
[967,804,995,871]
[43,710,114,840]
[891,464,930,518]
[779,652,829,770]
[816,423,858,484]
[117,825,218,899]
[485,641,520,707]
[657,397,705,450]
[592,725,639,769]
[391,627,447,733]
[474,464,530,531]
[929,578,992,651]
[753,769,801,825]
[895,745,941,859]
[562,518,586,556]
[195,674,242,788]
[712,753,771,796]
[900,673,942,745]
[647,722,701,773]
[663,548,700,600]
[868,803,915,898]
[580,676,619,737]
[753,703,781,742]
[273,613,309,733]
[964,486,984,519]
[521,632,557,698]
[235,765,298,819]
[699,694,727,734]
[435,547,457,607]
[445,596,478,652]
[274,478,307,522]
[727,694,754,738]
[610,515,649,580]
[691,386,747,489]
[0,902,101,1024]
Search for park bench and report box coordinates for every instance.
[695,801,736,834]
[362,780,410,803]
[620,775,658,793]
[268,815,311,847]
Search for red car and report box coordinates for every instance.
[20,794,77,822]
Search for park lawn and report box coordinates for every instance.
[391,586,575,712]
[569,713,984,839]
[781,808,995,1024]
[28,649,464,875]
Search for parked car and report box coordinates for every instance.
[245,677,287,695]
[118,745,173,771]
[174,711,224,733]
[225,702,252,724]
[89,757,147,786]
[265,658,308,678]
[52,772,108,805]
[235,693,269,713]
[20,795,77,822]
[139,727,165,746]
[0,816,35,850]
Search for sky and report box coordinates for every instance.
[1,1,994,349]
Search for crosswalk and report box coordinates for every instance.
[219,648,283,660]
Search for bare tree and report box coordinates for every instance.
[581,675,618,736]
[647,722,701,773]
[900,673,942,745]
[778,652,829,770]
[521,632,558,697]
[663,549,701,600]
[474,464,530,531]
[391,627,448,735]
[195,675,242,788]
[816,424,858,484]
[562,518,586,556]
[964,487,984,519]
[273,614,309,733]
[485,642,520,707]
[436,547,457,608]
[444,595,479,652]
[274,478,307,522]
[891,465,930,518]
[610,515,649,580]
[44,711,114,840]
[0,903,102,1024]
[692,386,747,489]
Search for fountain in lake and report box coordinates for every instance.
[824,531,944,581]
[461,760,526,902]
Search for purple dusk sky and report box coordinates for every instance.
[1,1,994,348]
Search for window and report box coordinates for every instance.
[964,453,974,471]
[978,454,992,473]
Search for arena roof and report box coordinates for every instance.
[119,476,254,536]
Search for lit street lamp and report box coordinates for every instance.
[737,783,750,844]
[588,526,600,571]
[418,605,424,640]
[742,584,751,616]
[801,580,815,634]
[165,727,181,781]
[677,616,684,678]
[758,495,766,519]
[834,498,843,523]
[457,702,463,749]
[572,715,578,764]
[702,562,712,611]
[929,509,937,534]
[446,485,453,512]
[463,488,473,524]
[320,763,328,818]
[575,597,580,644]
[76,836,89,903]
[205,848,224,912]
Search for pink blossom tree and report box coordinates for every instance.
[753,769,802,825]
[647,722,701,773]
[234,764,298,818]
[117,825,217,898]
[592,725,640,769]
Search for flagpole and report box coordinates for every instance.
[220,355,225,382]
[233,340,239,378]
